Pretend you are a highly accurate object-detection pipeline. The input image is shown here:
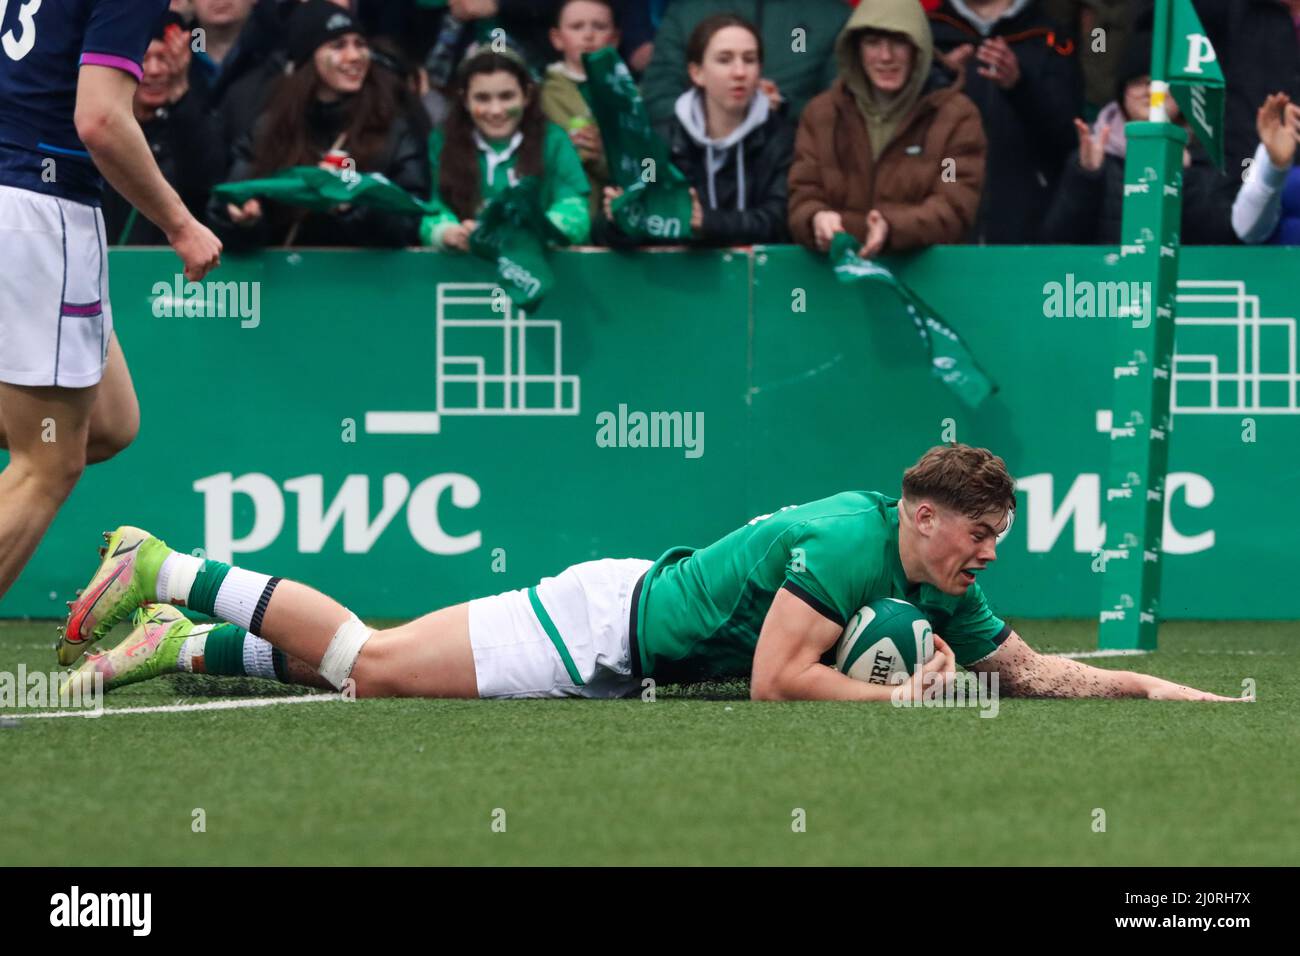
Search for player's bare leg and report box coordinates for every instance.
[59,532,480,697]
[0,333,138,465]
[258,582,479,698]
[84,334,139,464]
[0,381,98,600]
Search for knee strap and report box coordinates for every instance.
[319,614,372,690]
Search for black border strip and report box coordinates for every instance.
[248,576,281,637]
[781,580,845,627]
[627,569,647,682]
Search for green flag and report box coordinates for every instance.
[579,47,694,241]
[469,177,569,309]
[1165,0,1225,168]
[214,166,436,215]
[830,234,997,408]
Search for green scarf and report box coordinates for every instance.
[469,177,569,309]
[579,48,694,240]
[830,234,996,408]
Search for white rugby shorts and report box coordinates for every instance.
[468,557,652,699]
[0,184,113,387]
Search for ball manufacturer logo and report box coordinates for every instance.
[867,648,896,685]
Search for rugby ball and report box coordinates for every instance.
[835,598,935,685]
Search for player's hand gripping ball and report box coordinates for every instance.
[835,598,936,685]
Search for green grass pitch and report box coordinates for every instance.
[0,619,1294,866]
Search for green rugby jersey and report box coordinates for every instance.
[632,491,1010,683]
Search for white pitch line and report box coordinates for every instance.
[1052,649,1152,660]
[5,693,341,720]
[1051,648,1289,659]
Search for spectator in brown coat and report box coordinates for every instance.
[789,0,986,256]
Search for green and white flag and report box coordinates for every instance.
[469,176,569,309]
[1164,0,1225,168]
[579,47,694,241]
[830,234,997,408]
[214,167,436,215]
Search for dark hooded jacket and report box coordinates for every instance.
[789,0,987,252]
[928,0,1082,243]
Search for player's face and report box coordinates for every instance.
[687,26,761,112]
[549,2,618,66]
[314,34,370,98]
[465,71,528,140]
[923,505,1010,596]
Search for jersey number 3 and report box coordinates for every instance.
[0,0,41,62]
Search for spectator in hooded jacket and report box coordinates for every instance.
[1232,92,1300,244]
[789,0,986,256]
[927,0,1082,243]
[208,1,431,249]
[103,13,226,245]
[1041,33,1237,245]
[420,48,591,252]
[604,13,794,245]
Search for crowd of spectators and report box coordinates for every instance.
[116,0,1300,254]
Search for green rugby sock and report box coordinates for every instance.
[180,624,287,681]
[201,624,247,676]
[186,560,232,617]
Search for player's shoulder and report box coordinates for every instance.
[786,490,898,532]
[779,491,898,563]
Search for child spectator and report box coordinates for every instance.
[541,1,619,230]
[209,1,431,248]
[1042,34,1237,245]
[789,0,986,256]
[420,48,591,251]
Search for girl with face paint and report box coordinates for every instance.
[207,0,431,249]
[419,49,591,252]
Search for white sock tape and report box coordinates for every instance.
[319,614,372,690]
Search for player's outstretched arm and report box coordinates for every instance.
[969,631,1247,701]
[74,64,221,280]
[750,588,953,702]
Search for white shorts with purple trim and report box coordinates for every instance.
[0,184,112,388]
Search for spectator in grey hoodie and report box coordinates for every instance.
[604,14,794,245]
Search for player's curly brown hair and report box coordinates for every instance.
[902,444,1016,519]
